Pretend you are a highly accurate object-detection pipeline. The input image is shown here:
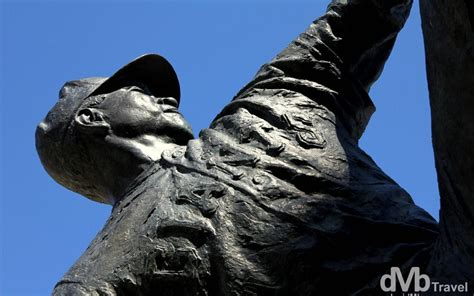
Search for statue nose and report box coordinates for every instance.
[163,97,178,108]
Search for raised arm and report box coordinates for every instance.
[216,0,413,140]
[204,3,439,293]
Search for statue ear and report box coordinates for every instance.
[74,108,110,134]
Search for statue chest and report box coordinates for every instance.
[157,145,318,295]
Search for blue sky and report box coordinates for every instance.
[1,1,439,294]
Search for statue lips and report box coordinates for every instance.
[161,98,179,114]
[163,106,179,113]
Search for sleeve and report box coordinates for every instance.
[212,0,413,141]
[205,0,435,227]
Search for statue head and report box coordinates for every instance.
[36,54,193,205]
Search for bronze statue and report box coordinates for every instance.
[36,0,474,294]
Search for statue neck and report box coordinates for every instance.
[97,134,183,204]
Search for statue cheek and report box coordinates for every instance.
[128,108,160,124]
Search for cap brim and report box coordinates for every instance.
[88,54,180,104]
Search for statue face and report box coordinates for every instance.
[95,85,193,144]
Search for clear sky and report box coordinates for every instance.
[1,0,439,295]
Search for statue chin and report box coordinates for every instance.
[159,114,194,145]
